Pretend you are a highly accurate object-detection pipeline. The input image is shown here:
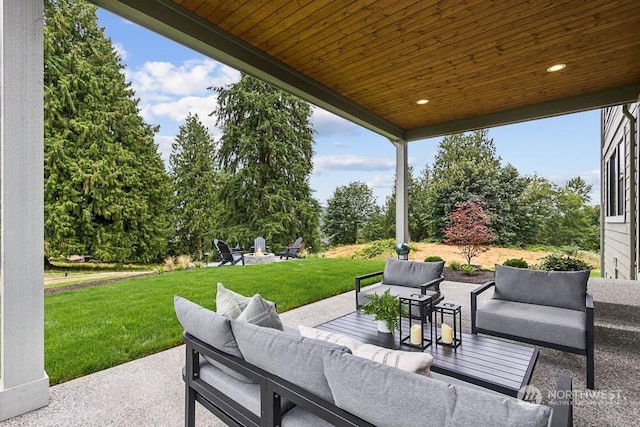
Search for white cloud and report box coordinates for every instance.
[314,155,395,172]
[368,174,394,189]
[311,107,360,137]
[113,42,127,60]
[149,95,222,134]
[126,59,240,101]
[549,169,601,203]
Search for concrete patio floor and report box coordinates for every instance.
[4,278,640,426]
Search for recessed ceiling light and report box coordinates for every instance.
[546,63,567,73]
[416,99,429,105]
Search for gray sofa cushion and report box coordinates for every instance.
[236,294,283,330]
[476,299,586,349]
[493,264,588,311]
[281,407,334,427]
[197,359,294,417]
[323,351,551,427]
[382,257,444,288]
[357,283,440,307]
[216,282,252,319]
[174,296,241,357]
[231,319,350,403]
[174,296,255,383]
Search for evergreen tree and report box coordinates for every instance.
[212,74,320,249]
[44,0,170,262]
[169,114,219,259]
[323,182,377,245]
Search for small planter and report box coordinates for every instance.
[377,320,392,334]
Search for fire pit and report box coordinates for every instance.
[244,252,276,265]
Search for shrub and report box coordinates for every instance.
[176,254,192,270]
[536,254,592,271]
[163,256,175,272]
[560,246,580,257]
[461,264,476,275]
[449,260,461,270]
[503,258,529,269]
[424,256,445,263]
[353,239,419,260]
[442,200,496,265]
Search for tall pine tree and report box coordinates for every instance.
[169,113,219,259]
[44,0,170,262]
[212,74,320,249]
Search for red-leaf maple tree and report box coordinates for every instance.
[443,201,496,265]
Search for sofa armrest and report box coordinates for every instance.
[549,375,573,427]
[420,275,444,294]
[471,281,495,334]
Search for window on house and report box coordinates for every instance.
[606,141,625,219]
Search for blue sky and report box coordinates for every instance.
[97,10,601,207]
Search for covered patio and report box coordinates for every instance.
[1,0,639,421]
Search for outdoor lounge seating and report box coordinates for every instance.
[471,264,594,389]
[176,296,573,427]
[214,239,245,266]
[250,236,267,254]
[355,258,445,319]
[279,237,303,259]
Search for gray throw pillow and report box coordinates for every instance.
[382,257,444,287]
[231,320,349,403]
[216,282,251,319]
[174,295,253,383]
[236,294,283,330]
[493,264,588,311]
[323,351,550,427]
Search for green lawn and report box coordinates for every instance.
[44,258,383,385]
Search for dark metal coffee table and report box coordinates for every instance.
[317,311,539,397]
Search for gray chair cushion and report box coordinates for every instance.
[493,265,588,311]
[231,319,350,403]
[174,296,254,383]
[382,257,444,288]
[476,299,586,349]
[357,283,440,307]
[197,359,294,417]
[323,351,551,427]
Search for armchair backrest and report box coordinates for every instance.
[254,236,266,253]
[214,239,235,261]
[382,258,445,288]
[493,264,589,311]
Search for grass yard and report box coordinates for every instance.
[44,258,383,385]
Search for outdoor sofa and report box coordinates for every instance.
[471,264,594,389]
[176,296,573,427]
[355,258,445,317]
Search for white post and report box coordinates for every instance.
[393,140,409,244]
[0,0,50,420]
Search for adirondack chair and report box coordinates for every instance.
[279,237,303,260]
[213,239,245,266]
[251,236,267,254]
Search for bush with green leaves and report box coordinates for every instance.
[536,254,592,271]
[461,264,476,275]
[449,260,461,270]
[353,239,418,260]
[424,256,445,263]
[503,258,529,269]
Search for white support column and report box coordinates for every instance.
[393,140,410,244]
[0,0,49,421]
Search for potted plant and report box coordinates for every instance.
[361,289,408,334]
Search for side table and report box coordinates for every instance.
[398,294,433,350]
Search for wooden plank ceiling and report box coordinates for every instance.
[101,0,640,141]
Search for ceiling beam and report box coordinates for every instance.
[91,0,405,141]
[405,83,640,141]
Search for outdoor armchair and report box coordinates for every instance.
[279,237,303,259]
[214,239,245,266]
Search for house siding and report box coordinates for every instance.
[602,103,638,280]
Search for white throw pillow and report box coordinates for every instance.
[216,282,251,319]
[353,343,433,376]
[298,325,363,352]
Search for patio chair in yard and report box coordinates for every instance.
[213,239,245,266]
[250,236,267,254]
[279,237,303,259]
